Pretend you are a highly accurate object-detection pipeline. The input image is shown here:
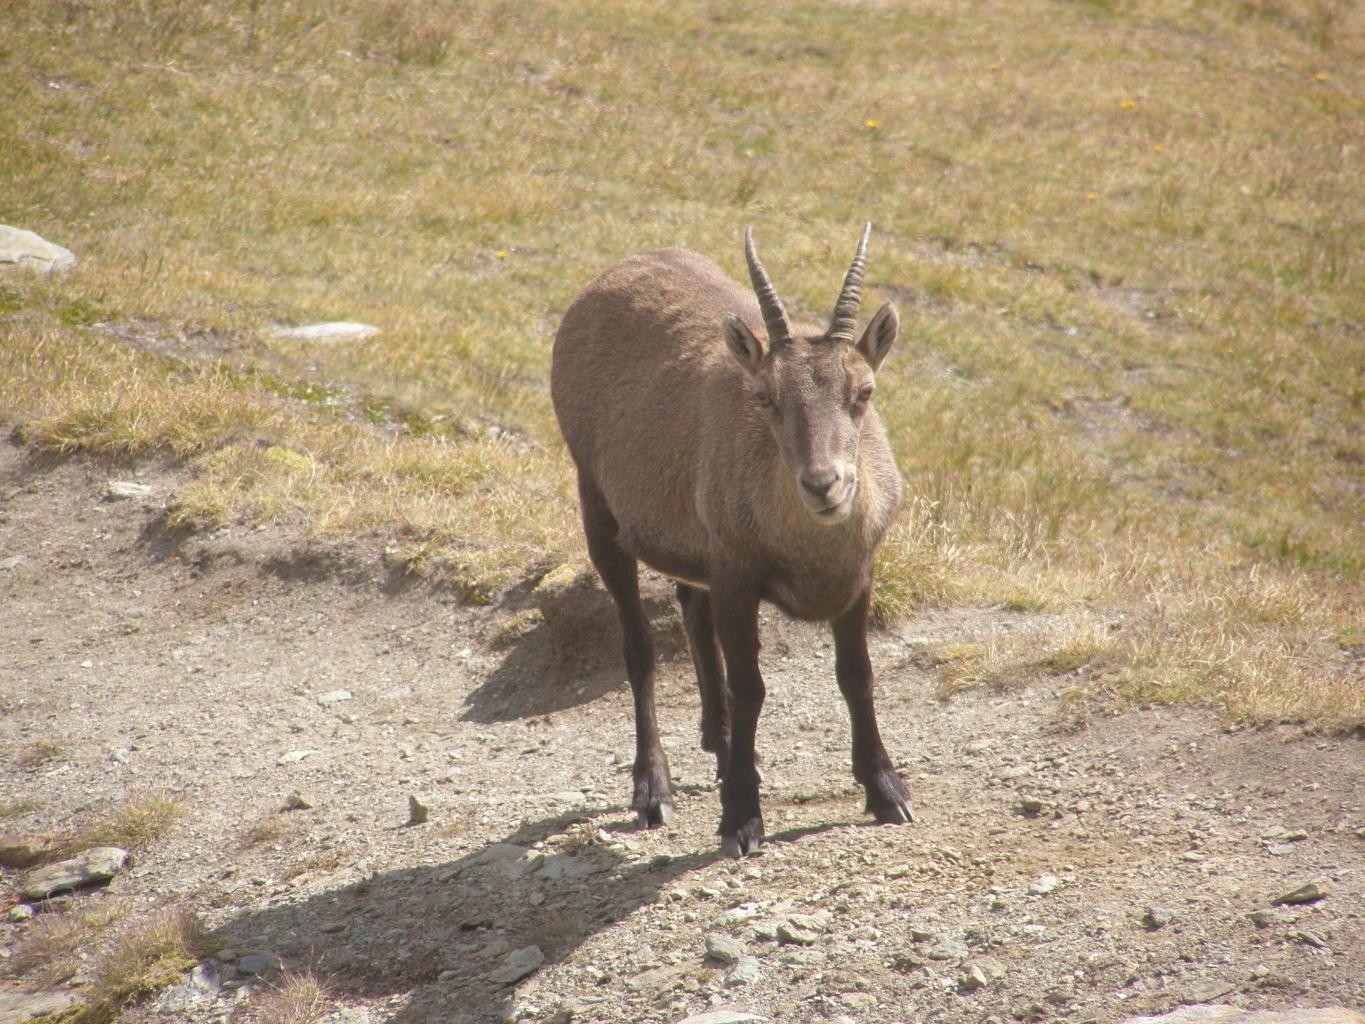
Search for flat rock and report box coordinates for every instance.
[19,846,128,899]
[490,945,544,985]
[705,933,745,965]
[0,225,77,273]
[315,689,353,707]
[676,1012,768,1024]
[724,956,763,987]
[0,989,81,1023]
[271,322,379,341]
[1272,880,1329,905]
[106,481,153,501]
[0,832,71,868]
[1120,1007,1365,1024]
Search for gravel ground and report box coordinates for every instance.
[1,440,1362,1024]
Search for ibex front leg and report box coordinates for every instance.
[833,587,915,824]
[578,477,673,827]
[712,581,765,856]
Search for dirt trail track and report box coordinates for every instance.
[1,440,1362,1024]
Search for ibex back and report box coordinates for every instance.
[551,225,914,856]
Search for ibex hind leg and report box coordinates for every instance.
[676,583,730,778]
[577,475,674,827]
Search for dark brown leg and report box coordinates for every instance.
[710,579,765,856]
[676,583,729,778]
[578,475,673,827]
[832,587,915,824]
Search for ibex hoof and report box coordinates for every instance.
[719,817,764,858]
[636,801,674,828]
[866,769,915,824]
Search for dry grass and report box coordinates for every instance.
[230,971,331,1024]
[68,907,213,1024]
[71,791,187,854]
[13,739,65,770]
[1,0,1360,726]
[7,899,125,986]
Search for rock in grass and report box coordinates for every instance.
[19,846,128,899]
[106,481,153,501]
[1272,881,1329,905]
[0,225,76,273]
[271,322,379,341]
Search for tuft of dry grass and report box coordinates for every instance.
[230,971,331,1024]
[7,899,125,986]
[14,740,65,770]
[71,792,187,854]
[68,907,213,1024]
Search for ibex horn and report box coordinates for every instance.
[828,222,872,344]
[744,227,793,346]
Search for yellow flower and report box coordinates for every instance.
[989,61,1000,70]
[1086,192,1098,201]
[865,119,880,129]
[1120,99,1138,110]
[1315,72,1328,81]
[1153,143,1164,152]
[496,250,509,259]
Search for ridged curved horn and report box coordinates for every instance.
[828,222,872,343]
[744,227,793,346]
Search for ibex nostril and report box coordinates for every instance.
[802,469,839,499]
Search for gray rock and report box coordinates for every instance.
[0,555,25,570]
[19,846,128,899]
[724,955,763,987]
[490,945,544,985]
[1182,980,1237,1004]
[675,1012,768,1024]
[0,225,76,273]
[316,689,353,707]
[1028,874,1060,895]
[277,749,319,765]
[237,952,280,975]
[705,933,745,965]
[407,794,430,825]
[959,963,989,991]
[272,322,379,341]
[776,921,819,946]
[785,911,831,932]
[1143,906,1175,930]
[1272,881,1329,905]
[1296,929,1328,949]
[1119,1006,1365,1024]
[283,791,315,811]
[106,481,152,501]
[0,989,81,1023]
[927,935,969,961]
[7,904,35,923]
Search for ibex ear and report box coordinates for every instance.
[722,313,766,374]
[856,302,898,371]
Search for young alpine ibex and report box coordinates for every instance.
[551,225,914,856]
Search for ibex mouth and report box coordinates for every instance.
[805,478,858,524]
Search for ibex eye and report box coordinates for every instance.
[755,392,772,408]
[856,384,874,403]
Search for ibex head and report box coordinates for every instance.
[722,224,900,524]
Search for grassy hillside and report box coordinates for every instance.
[2,0,1361,724]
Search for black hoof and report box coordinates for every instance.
[865,768,916,824]
[636,800,674,828]
[718,814,764,857]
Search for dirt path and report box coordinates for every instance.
[1,440,1362,1024]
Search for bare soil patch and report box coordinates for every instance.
[1,439,1361,1024]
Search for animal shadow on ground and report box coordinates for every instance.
[210,810,724,1023]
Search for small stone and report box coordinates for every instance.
[1272,881,1329,905]
[272,322,379,341]
[840,992,876,1010]
[1028,874,1060,895]
[407,795,430,825]
[276,750,319,765]
[19,846,128,899]
[282,791,314,811]
[490,946,544,985]
[318,921,345,933]
[960,963,989,991]
[1296,929,1328,949]
[705,933,744,965]
[106,481,153,501]
[1247,909,1287,928]
[0,555,25,570]
[315,689,353,707]
[909,926,936,942]
[1142,907,1175,930]
[1016,798,1048,817]
[927,935,969,961]
[785,911,831,932]
[776,922,819,946]
[724,956,763,987]
[7,904,35,923]
[0,989,81,1021]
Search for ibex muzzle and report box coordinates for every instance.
[551,225,913,856]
